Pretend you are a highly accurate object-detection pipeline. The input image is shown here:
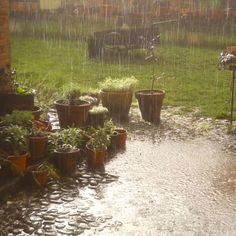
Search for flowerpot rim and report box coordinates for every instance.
[54,149,80,154]
[8,153,28,159]
[100,89,133,94]
[135,89,165,95]
[29,135,48,139]
[86,143,106,152]
[115,128,127,134]
[54,99,90,108]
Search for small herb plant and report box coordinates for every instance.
[29,127,47,137]
[80,95,98,106]
[99,76,137,92]
[89,106,108,115]
[49,128,83,152]
[88,127,110,151]
[63,88,81,105]
[104,120,116,135]
[0,125,28,155]
[0,110,33,128]
[37,162,59,179]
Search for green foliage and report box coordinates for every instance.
[64,87,81,105]
[29,127,47,137]
[99,76,137,92]
[88,127,110,151]
[0,110,33,128]
[37,162,59,179]
[49,128,84,152]
[104,120,116,135]
[89,106,108,115]
[80,95,98,106]
[0,125,28,155]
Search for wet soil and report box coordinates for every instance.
[0,107,236,235]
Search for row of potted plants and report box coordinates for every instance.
[54,75,166,129]
[0,109,127,187]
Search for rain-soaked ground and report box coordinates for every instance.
[1,107,236,235]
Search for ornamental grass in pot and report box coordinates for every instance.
[49,128,83,175]
[99,76,137,121]
[54,88,90,128]
[86,127,110,165]
[0,125,28,176]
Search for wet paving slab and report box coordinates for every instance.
[1,107,236,235]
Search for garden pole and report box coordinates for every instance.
[230,67,236,125]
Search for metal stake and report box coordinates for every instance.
[230,67,236,124]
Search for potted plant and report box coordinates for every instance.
[104,120,127,151]
[0,68,34,116]
[0,125,28,176]
[31,106,43,120]
[79,95,98,107]
[0,110,33,128]
[86,127,110,165]
[49,128,83,175]
[135,49,165,123]
[87,106,108,128]
[81,90,100,105]
[28,127,48,162]
[28,162,59,187]
[99,76,137,121]
[54,88,90,128]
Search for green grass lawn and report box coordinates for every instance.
[11,35,231,118]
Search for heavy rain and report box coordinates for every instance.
[0,0,236,235]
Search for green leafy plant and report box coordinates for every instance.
[0,110,33,128]
[37,162,59,179]
[99,76,137,92]
[49,128,84,152]
[64,88,81,105]
[80,95,98,106]
[29,127,48,137]
[88,127,110,151]
[89,106,108,115]
[0,125,28,155]
[104,119,116,135]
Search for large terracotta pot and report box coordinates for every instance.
[29,135,48,161]
[53,149,80,175]
[100,90,132,121]
[8,153,27,176]
[135,89,165,123]
[54,100,90,128]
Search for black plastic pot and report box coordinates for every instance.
[0,93,34,116]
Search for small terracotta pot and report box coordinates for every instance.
[115,128,127,148]
[29,135,48,161]
[32,106,43,120]
[8,153,27,176]
[53,149,80,175]
[28,165,49,187]
[86,144,107,165]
